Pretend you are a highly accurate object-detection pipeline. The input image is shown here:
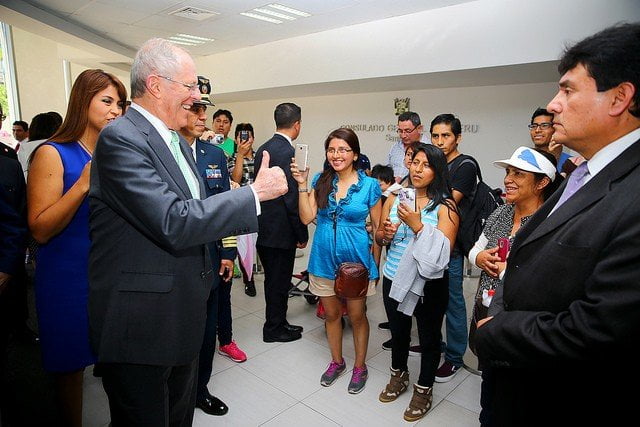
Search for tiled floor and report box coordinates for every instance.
[83,250,482,426]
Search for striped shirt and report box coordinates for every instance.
[227,154,255,186]
[382,196,440,280]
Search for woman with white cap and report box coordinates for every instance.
[468,146,562,426]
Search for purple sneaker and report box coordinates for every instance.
[321,359,346,386]
[348,365,368,394]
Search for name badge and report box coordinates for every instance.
[205,168,222,179]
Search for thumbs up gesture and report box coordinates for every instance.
[252,151,288,201]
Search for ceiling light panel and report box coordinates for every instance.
[240,12,283,24]
[169,33,214,46]
[253,8,296,20]
[267,4,311,17]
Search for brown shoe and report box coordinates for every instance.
[403,383,433,422]
[379,368,409,402]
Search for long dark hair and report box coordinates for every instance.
[410,143,457,215]
[315,128,361,210]
[50,69,127,143]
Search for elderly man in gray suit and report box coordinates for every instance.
[88,38,287,426]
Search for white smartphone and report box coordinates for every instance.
[295,143,309,171]
[398,187,416,210]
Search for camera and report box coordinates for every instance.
[210,134,224,144]
[240,130,250,142]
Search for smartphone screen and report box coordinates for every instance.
[398,188,416,210]
[295,143,309,171]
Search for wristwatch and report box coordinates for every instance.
[298,188,308,193]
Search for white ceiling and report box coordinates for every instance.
[18,0,476,57]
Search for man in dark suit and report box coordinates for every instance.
[475,23,640,426]
[88,39,288,426]
[0,157,28,425]
[178,76,234,417]
[253,103,308,343]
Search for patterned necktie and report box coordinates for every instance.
[554,161,589,209]
[169,131,199,198]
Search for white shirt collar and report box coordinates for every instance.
[586,127,640,180]
[129,102,173,146]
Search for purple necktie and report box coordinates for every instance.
[554,162,589,209]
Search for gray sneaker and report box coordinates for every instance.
[321,359,346,387]
[348,365,368,394]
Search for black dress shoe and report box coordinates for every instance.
[284,323,303,333]
[196,394,229,416]
[263,328,302,343]
[244,280,256,297]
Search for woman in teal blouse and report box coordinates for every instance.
[292,127,382,395]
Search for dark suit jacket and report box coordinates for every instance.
[253,134,308,249]
[0,156,26,275]
[0,157,27,332]
[476,137,640,425]
[88,107,258,366]
[195,138,237,289]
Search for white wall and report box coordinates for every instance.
[215,80,558,189]
[196,0,640,95]
[11,28,130,124]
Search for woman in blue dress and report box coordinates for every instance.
[292,127,382,394]
[27,69,126,426]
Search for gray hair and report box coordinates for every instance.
[130,38,188,98]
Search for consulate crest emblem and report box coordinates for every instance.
[394,97,410,116]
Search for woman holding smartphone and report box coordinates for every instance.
[468,146,561,426]
[375,143,458,422]
[291,127,382,395]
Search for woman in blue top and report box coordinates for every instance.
[375,143,458,422]
[292,128,382,394]
[28,69,126,426]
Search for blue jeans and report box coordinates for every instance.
[443,254,467,366]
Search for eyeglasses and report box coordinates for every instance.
[189,104,207,114]
[157,75,198,92]
[326,147,353,155]
[528,122,553,130]
[397,126,417,135]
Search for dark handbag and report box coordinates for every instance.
[332,212,369,299]
[335,262,369,299]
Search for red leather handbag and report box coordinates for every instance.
[335,262,369,299]
[332,212,369,299]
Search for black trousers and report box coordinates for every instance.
[197,282,220,399]
[383,274,449,386]
[256,245,296,335]
[216,278,233,346]
[101,359,198,427]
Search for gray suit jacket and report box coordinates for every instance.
[88,107,257,366]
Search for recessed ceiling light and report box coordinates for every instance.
[267,3,311,17]
[170,36,202,44]
[176,33,214,42]
[240,12,283,24]
[169,39,198,46]
[169,33,214,46]
[253,7,296,20]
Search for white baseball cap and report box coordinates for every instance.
[493,146,556,181]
